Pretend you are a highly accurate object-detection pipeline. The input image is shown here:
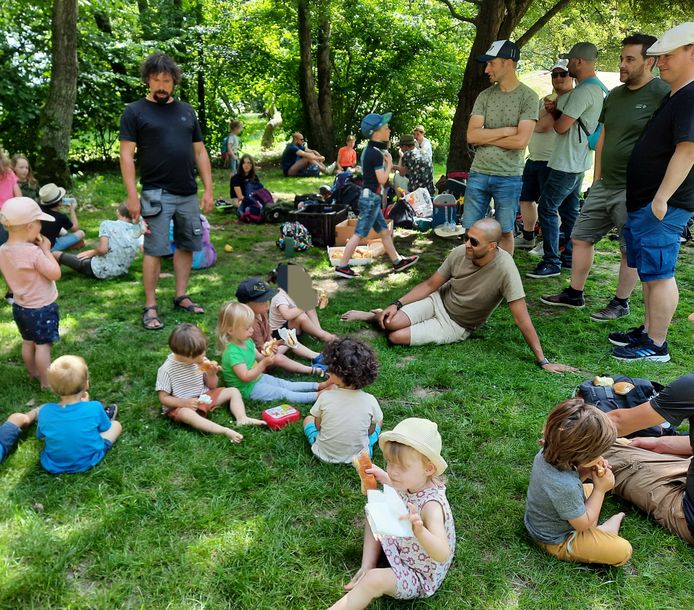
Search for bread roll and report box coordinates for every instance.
[592,376,614,387]
[352,449,377,495]
[613,381,635,395]
[261,339,280,357]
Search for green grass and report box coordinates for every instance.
[1,150,693,608]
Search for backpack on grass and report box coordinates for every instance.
[276,221,312,252]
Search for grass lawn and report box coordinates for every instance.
[1,124,693,609]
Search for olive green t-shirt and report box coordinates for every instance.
[528,99,556,162]
[599,78,670,189]
[470,83,539,176]
[437,247,526,331]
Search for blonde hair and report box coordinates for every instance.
[10,154,38,188]
[381,441,443,485]
[47,355,89,396]
[217,301,255,351]
[0,150,11,179]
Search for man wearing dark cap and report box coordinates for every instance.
[527,42,606,279]
[394,134,435,195]
[465,40,539,254]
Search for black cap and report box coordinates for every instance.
[236,277,278,303]
[476,40,520,63]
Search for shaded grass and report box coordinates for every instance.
[0,168,693,609]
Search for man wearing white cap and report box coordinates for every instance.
[611,23,694,362]
[465,40,539,254]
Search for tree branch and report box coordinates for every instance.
[436,0,478,25]
[516,0,573,47]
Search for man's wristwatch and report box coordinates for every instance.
[536,357,550,368]
[392,299,404,310]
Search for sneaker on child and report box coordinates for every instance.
[392,255,419,273]
[335,265,357,279]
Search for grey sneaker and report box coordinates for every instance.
[528,242,544,258]
[591,298,630,322]
[514,235,535,250]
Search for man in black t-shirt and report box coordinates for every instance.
[281,133,327,177]
[613,24,694,362]
[119,53,214,330]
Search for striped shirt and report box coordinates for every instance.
[155,354,208,400]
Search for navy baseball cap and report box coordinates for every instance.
[476,40,520,63]
[360,112,392,138]
[236,278,278,303]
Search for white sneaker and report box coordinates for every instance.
[325,162,337,175]
[514,235,535,249]
[528,242,544,258]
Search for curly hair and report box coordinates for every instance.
[322,337,378,389]
[140,52,181,85]
[542,398,617,471]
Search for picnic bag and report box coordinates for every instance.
[276,221,312,252]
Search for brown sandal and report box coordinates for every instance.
[173,294,205,314]
[142,305,164,330]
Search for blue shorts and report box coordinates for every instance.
[0,421,22,464]
[12,302,60,344]
[463,171,522,233]
[520,160,550,203]
[141,189,203,257]
[355,189,388,237]
[624,204,693,281]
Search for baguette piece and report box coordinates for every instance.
[352,449,378,495]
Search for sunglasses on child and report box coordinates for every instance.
[552,71,569,78]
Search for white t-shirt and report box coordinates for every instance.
[269,288,295,331]
[90,219,142,279]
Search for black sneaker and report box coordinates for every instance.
[540,288,585,308]
[335,265,357,279]
[104,403,118,420]
[526,263,561,279]
[611,338,670,363]
[392,255,419,273]
[608,325,646,347]
[590,298,630,322]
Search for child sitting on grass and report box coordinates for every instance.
[157,323,266,443]
[330,418,455,609]
[54,203,143,280]
[0,197,61,388]
[37,355,122,474]
[38,183,85,252]
[218,302,332,404]
[524,398,632,566]
[0,408,38,465]
[236,276,326,377]
[303,337,383,463]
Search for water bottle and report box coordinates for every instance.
[63,197,77,206]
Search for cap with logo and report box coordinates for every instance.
[0,197,55,227]
[476,40,520,63]
[360,112,393,138]
[560,42,598,61]
[550,58,569,72]
[647,22,694,56]
[235,278,278,303]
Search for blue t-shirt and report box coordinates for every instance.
[282,143,304,174]
[361,140,387,192]
[37,400,112,474]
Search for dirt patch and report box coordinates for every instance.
[66,561,96,595]
[412,387,443,400]
[395,355,417,369]
[353,327,381,342]
[251,240,277,253]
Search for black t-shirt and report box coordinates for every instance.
[650,373,694,532]
[362,140,387,193]
[40,209,73,246]
[119,99,203,196]
[281,143,303,175]
[626,81,694,212]
[230,174,249,198]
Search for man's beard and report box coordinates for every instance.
[153,90,171,105]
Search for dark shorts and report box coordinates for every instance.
[141,189,203,257]
[12,302,60,344]
[624,204,693,281]
[0,421,22,463]
[520,159,550,203]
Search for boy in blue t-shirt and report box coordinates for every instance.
[0,408,38,464]
[335,112,419,278]
[37,355,122,474]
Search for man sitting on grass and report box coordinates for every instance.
[341,218,575,373]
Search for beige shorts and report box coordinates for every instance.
[401,292,471,346]
[571,181,627,250]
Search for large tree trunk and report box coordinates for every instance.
[37,0,78,186]
[316,5,335,161]
[261,106,283,149]
[195,0,207,134]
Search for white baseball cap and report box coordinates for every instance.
[647,22,694,56]
[550,58,569,72]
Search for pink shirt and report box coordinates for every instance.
[0,242,59,308]
[0,171,19,207]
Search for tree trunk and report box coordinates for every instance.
[261,106,283,149]
[316,5,335,161]
[37,0,78,186]
[195,0,206,135]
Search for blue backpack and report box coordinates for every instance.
[576,77,610,151]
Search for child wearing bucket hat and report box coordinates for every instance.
[38,182,85,252]
[0,197,61,388]
[330,418,455,609]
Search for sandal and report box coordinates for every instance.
[142,305,164,330]
[173,294,205,314]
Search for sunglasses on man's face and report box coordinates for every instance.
[464,235,480,247]
[552,71,569,78]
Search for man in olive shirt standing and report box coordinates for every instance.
[541,35,669,319]
[465,40,539,254]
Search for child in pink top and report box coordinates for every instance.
[0,151,22,248]
[0,197,61,388]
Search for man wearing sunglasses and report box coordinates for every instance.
[281,132,328,177]
[355,218,575,373]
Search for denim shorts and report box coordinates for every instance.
[623,204,693,281]
[142,189,203,257]
[51,232,83,252]
[0,421,22,464]
[355,189,388,237]
[463,171,522,233]
[520,160,550,203]
[12,302,60,344]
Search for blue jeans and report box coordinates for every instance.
[249,374,318,403]
[51,232,83,252]
[462,171,522,233]
[537,169,582,268]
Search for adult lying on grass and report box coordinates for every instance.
[341,218,575,373]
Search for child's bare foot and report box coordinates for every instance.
[340,309,382,322]
[226,429,244,443]
[237,417,268,427]
[599,512,625,534]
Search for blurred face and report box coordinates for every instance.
[656,45,694,86]
[13,158,29,180]
[464,227,495,262]
[386,452,433,492]
[148,72,175,104]
[551,69,572,94]
[619,44,651,86]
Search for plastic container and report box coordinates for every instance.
[261,404,301,430]
[289,206,348,247]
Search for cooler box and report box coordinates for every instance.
[289,206,347,247]
[432,194,459,228]
[262,404,301,430]
[334,218,394,246]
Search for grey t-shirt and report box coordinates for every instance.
[549,80,604,173]
[470,83,539,176]
[524,451,586,544]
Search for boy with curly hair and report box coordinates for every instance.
[303,337,383,463]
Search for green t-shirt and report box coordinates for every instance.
[599,78,670,189]
[527,99,556,162]
[470,82,539,176]
[221,338,259,398]
[549,79,604,173]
